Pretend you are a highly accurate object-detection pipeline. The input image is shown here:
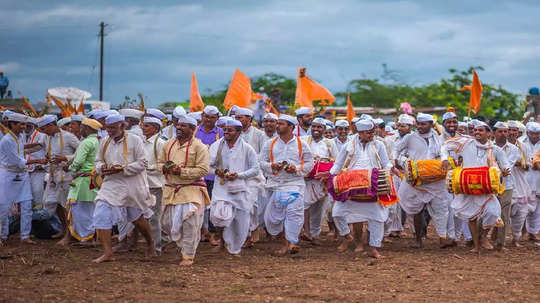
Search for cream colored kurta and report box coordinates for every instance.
[143,133,166,188]
[95,132,155,209]
[159,137,210,207]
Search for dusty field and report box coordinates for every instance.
[1,230,540,303]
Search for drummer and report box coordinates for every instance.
[396,113,456,249]
[442,121,511,253]
[301,117,338,244]
[330,119,396,258]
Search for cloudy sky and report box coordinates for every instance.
[1,0,540,107]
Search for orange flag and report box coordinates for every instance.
[460,70,482,114]
[346,92,355,123]
[224,69,256,110]
[295,67,335,108]
[190,72,204,112]
[77,97,85,114]
[18,91,38,117]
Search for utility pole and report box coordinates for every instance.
[99,22,107,101]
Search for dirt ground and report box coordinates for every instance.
[1,228,540,303]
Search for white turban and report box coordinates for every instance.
[57,117,71,127]
[173,106,187,119]
[324,119,334,129]
[355,120,374,131]
[225,119,242,128]
[71,114,84,122]
[2,110,14,119]
[311,117,326,126]
[119,109,144,119]
[474,121,490,130]
[146,108,166,120]
[295,107,311,116]
[526,122,540,133]
[203,105,220,116]
[398,114,415,125]
[458,121,467,127]
[263,113,278,120]
[188,111,202,121]
[417,113,434,123]
[178,115,197,127]
[93,110,109,120]
[235,107,253,117]
[37,115,58,127]
[105,114,125,124]
[143,116,162,128]
[442,112,457,121]
[360,114,373,120]
[7,112,28,123]
[217,116,232,127]
[372,118,384,125]
[351,117,360,123]
[493,121,508,129]
[335,120,349,127]
[279,114,298,126]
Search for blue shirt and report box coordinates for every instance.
[195,125,223,181]
[0,76,9,87]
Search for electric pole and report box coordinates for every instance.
[99,22,107,101]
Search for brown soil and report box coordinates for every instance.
[1,231,539,302]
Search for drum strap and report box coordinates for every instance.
[102,133,128,167]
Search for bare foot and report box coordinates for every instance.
[496,245,507,252]
[354,244,365,253]
[470,247,480,254]
[368,247,384,259]
[480,238,494,250]
[21,238,37,245]
[528,234,540,242]
[211,241,225,252]
[288,243,300,254]
[209,233,220,246]
[310,238,322,246]
[92,254,115,263]
[440,239,457,249]
[51,231,64,239]
[274,245,288,256]
[242,238,254,249]
[146,246,158,259]
[180,259,194,266]
[337,235,353,253]
[511,240,522,248]
[56,237,70,246]
[300,233,314,242]
[383,237,392,244]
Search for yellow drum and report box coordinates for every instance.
[405,159,446,186]
[446,166,504,195]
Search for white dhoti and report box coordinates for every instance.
[332,201,389,247]
[452,194,502,228]
[68,201,95,241]
[210,200,250,254]
[304,179,328,238]
[43,180,70,213]
[161,203,203,260]
[510,197,529,239]
[264,191,304,244]
[524,196,540,235]
[29,171,46,206]
[398,181,452,238]
[93,199,150,230]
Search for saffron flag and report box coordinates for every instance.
[190,72,204,112]
[460,70,482,114]
[223,69,256,110]
[295,67,335,108]
[346,92,355,123]
[77,97,86,114]
[18,91,38,117]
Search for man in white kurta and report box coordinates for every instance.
[294,107,312,137]
[92,114,156,263]
[492,122,519,249]
[119,108,144,139]
[301,118,338,243]
[520,122,540,241]
[38,115,80,238]
[257,113,278,234]
[0,113,46,245]
[260,114,314,255]
[24,118,48,208]
[162,106,186,140]
[209,119,259,255]
[507,121,533,246]
[442,122,511,253]
[396,113,455,249]
[234,107,266,242]
[331,120,394,258]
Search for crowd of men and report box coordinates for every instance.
[1,104,540,265]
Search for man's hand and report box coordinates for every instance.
[285,164,297,174]
[271,163,283,171]
[391,167,401,177]
[51,155,68,164]
[501,168,511,177]
[171,165,182,175]
[441,160,449,173]
[534,162,540,171]
[225,172,238,181]
[102,166,123,176]
[27,158,48,165]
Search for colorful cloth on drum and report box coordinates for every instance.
[447,166,504,195]
[307,161,334,179]
[405,158,451,186]
[328,169,397,205]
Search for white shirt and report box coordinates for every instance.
[240,126,265,154]
[301,135,338,160]
[294,125,311,137]
[259,135,314,191]
[521,136,540,193]
[209,137,259,211]
[333,136,349,153]
[45,130,80,183]
[142,133,166,188]
[25,130,48,172]
[496,141,519,190]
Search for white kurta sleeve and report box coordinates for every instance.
[237,144,259,179]
[377,141,393,169]
[330,145,349,175]
[124,136,147,176]
[208,140,220,175]
[298,140,314,176]
[259,139,273,175]
[95,139,106,174]
[494,145,511,171]
[1,137,26,169]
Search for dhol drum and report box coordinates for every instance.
[446,166,504,195]
[307,159,334,179]
[327,168,398,206]
[405,159,446,186]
